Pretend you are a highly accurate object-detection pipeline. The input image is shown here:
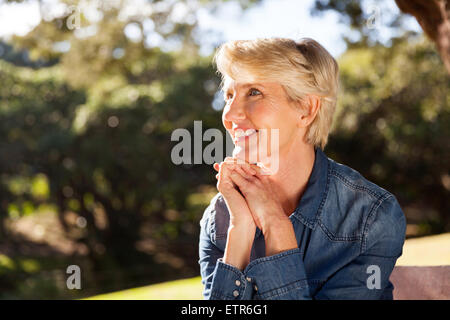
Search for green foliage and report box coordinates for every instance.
[0,0,234,299]
[312,0,421,47]
[327,36,450,232]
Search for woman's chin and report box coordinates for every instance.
[232,146,245,161]
[232,145,259,164]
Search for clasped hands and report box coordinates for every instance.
[213,157,298,263]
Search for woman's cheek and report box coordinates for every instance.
[266,95,283,112]
[248,102,268,120]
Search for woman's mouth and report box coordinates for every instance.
[234,129,258,144]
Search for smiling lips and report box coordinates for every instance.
[234,128,258,144]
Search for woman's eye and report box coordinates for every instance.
[225,92,233,101]
[249,88,261,96]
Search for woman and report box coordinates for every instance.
[198,38,406,300]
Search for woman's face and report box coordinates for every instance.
[222,79,303,166]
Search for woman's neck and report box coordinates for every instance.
[266,143,316,216]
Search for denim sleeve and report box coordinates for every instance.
[198,203,253,300]
[315,195,407,300]
[200,223,310,299]
[243,248,311,300]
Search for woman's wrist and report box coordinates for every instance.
[262,216,298,257]
[223,223,256,270]
[229,216,255,230]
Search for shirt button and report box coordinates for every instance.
[235,279,241,287]
[246,277,252,282]
[233,290,239,297]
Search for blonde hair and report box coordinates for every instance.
[213,37,339,149]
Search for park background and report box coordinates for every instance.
[0,0,449,299]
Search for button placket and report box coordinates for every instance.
[232,277,244,299]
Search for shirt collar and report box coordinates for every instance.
[291,146,330,229]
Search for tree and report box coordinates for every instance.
[328,36,450,234]
[313,0,450,73]
[0,0,259,298]
[395,0,450,73]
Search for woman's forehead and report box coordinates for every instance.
[222,71,258,90]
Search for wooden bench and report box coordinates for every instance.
[390,266,450,299]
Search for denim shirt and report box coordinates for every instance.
[198,147,406,300]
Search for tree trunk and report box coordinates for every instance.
[396,0,450,73]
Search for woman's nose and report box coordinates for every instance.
[223,98,246,122]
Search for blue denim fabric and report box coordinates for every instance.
[198,147,406,300]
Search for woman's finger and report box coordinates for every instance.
[224,157,237,163]
[213,163,220,172]
[239,163,257,176]
[229,170,250,190]
[235,165,255,181]
[226,157,258,175]
[221,161,236,174]
[252,164,272,176]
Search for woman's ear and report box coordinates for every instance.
[295,95,321,128]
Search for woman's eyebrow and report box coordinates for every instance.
[240,83,265,89]
[224,83,265,91]
[222,83,265,95]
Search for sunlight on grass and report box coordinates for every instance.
[396,233,450,266]
[85,276,203,300]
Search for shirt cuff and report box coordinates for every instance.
[209,258,253,300]
[243,248,309,299]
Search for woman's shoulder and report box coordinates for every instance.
[327,157,391,200]
[199,193,230,243]
[320,157,406,251]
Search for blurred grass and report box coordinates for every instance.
[396,233,450,266]
[85,233,450,300]
[85,276,203,300]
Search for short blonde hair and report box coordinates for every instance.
[213,37,339,149]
